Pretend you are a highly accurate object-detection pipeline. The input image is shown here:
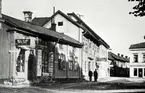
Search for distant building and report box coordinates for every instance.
[129,42,145,78]
[108,52,129,77]
[32,10,110,80]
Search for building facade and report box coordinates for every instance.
[129,42,145,78]
[0,10,82,86]
[108,52,129,77]
[32,10,110,80]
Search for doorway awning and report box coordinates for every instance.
[3,14,83,48]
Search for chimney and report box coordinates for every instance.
[121,54,124,57]
[125,56,128,59]
[51,7,56,31]
[0,0,2,18]
[23,11,33,22]
[118,53,120,56]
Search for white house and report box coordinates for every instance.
[129,42,145,78]
[32,10,110,80]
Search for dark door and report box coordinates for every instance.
[28,50,34,81]
[138,68,143,77]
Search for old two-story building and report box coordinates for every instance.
[32,10,110,80]
[108,52,129,77]
[0,5,83,86]
[129,42,145,78]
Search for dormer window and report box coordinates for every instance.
[133,54,138,62]
[58,21,63,26]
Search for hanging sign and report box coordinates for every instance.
[48,52,54,76]
[37,49,42,76]
[15,39,30,45]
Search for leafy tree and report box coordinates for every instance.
[129,0,145,17]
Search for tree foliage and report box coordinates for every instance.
[129,0,145,17]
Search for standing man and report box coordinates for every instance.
[88,70,92,81]
[94,69,98,82]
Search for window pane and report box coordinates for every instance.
[58,53,66,70]
[16,49,25,72]
[134,68,137,76]
[134,54,138,62]
[58,22,63,26]
[144,68,145,76]
[143,54,145,62]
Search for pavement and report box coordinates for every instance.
[0,77,145,93]
[98,77,145,83]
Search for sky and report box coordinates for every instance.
[2,0,145,56]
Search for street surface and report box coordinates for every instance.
[0,77,145,93]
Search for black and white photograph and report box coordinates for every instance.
[0,0,145,93]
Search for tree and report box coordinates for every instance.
[129,0,145,17]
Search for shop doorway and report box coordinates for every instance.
[138,68,143,78]
[28,50,35,81]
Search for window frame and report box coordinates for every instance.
[134,68,137,76]
[58,21,63,26]
[133,54,138,63]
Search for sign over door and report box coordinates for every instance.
[49,52,54,76]
[15,39,30,45]
[37,49,42,76]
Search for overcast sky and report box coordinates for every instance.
[2,0,145,56]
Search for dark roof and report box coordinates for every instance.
[2,14,83,48]
[129,42,145,49]
[32,10,81,28]
[32,17,51,26]
[68,12,110,49]
[32,10,110,49]
[108,52,129,62]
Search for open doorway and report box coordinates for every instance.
[138,68,143,78]
[28,50,35,81]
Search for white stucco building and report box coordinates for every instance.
[32,10,110,80]
[129,42,145,78]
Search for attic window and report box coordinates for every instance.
[58,21,63,26]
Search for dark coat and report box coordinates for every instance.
[88,71,93,77]
[94,70,98,78]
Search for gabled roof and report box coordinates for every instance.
[129,42,145,49]
[68,12,110,49]
[2,14,83,48]
[32,17,51,26]
[32,10,110,49]
[108,52,129,62]
[32,10,81,28]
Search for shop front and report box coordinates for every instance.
[9,31,55,85]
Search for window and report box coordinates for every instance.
[134,68,137,76]
[143,54,145,62]
[42,50,49,73]
[144,68,145,76]
[89,41,91,48]
[16,49,25,72]
[88,62,91,71]
[133,54,138,62]
[69,60,73,70]
[74,57,79,70]
[58,21,63,26]
[58,53,66,70]
[59,44,63,50]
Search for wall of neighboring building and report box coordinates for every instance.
[81,36,99,80]
[44,14,81,79]
[97,45,110,78]
[0,23,11,79]
[129,49,145,78]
